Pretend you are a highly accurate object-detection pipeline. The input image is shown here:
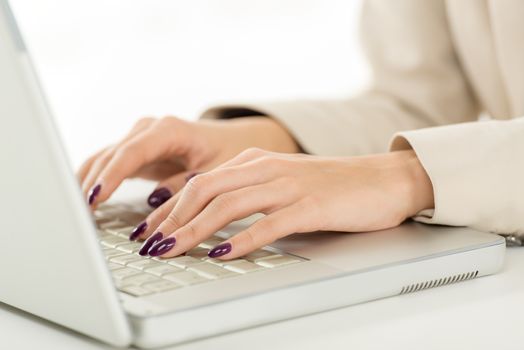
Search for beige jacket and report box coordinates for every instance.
[202,0,524,236]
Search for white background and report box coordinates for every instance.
[11,0,368,167]
[4,4,524,350]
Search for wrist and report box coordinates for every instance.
[227,117,301,153]
[395,150,435,218]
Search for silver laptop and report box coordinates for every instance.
[0,1,505,348]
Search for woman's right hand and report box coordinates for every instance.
[78,116,300,209]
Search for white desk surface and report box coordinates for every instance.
[1,240,523,350]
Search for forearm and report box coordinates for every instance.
[198,116,301,154]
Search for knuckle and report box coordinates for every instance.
[156,116,183,129]
[243,147,266,158]
[98,148,115,163]
[151,203,171,222]
[165,211,184,229]
[135,116,156,128]
[258,155,284,167]
[254,218,275,238]
[242,227,259,247]
[116,142,141,160]
[182,221,198,241]
[185,173,209,197]
[212,193,237,212]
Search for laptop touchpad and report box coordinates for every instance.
[223,217,500,272]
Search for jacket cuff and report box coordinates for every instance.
[389,119,524,235]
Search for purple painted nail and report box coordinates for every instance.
[88,184,101,205]
[148,237,177,257]
[208,243,232,258]
[139,232,163,256]
[185,172,200,182]
[129,221,147,241]
[147,187,172,208]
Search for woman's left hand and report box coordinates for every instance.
[134,148,434,260]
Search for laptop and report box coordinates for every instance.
[0,1,505,348]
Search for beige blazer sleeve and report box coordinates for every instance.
[390,118,524,236]
[201,0,479,156]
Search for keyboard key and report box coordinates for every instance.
[99,219,128,230]
[95,216,118,226]
[188,263,237,280]
[143,280,179,293]
[97,203,305,296]
[128,259,162,270]
[107,262,124,271]
[123,273,162,286]
[100,236,128,248]
[97,229,109,237]
[244,250,281,262]
[104,249,127,259]
[94,209,111,219]
[120,285,153,297]
[110,254,143,266]
[144,264,183,276]
[224,260,264,274]
[205,258,226,266]
[107,226,135,239]
[163,271,209,285]
[206,258,245,266]
[166,256,204,269]
[116,242,143,253]
[112,268,141,280]
[255,256,301,268]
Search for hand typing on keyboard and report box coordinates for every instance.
[95,208,303,296]
[79,116,433,262]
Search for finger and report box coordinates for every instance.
[89,118,189,206]
[147,170,200,208]
[151,180,297,258]
[157,157,283,234]
[83,117,156,199]
[77,146,110,183]
[209,201,315,260]
[82,147,117,196]
[214,147,271,170]
[129,191,181,242]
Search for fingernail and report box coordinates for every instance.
[139,232,163,256]
[185,172,200,182]
[88,184,102,205]
[129,221,147,241]
[208,243,232,258]
[148,237,177,257]
[147,187,172,208]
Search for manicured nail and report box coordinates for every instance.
[147,187,172,208]
[139,232,163,256]
[185,172,200,182]
[88,184,102,205]
[148,237,177,257]
[129,221,147,241]
[208,243,232,258]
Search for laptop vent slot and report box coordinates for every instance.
[399,271,478,295]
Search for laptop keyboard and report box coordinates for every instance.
[94,204,304,297]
